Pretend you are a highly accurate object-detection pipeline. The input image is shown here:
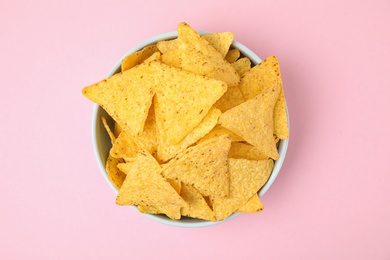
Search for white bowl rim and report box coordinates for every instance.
[91,30,290,228]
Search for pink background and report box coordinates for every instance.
[1,0,389,259]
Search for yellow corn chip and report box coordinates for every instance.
[132,104,157,155]
[197,124,244,144]
[162,134,232,198]
[152,60,227,145]
[213,85,246,112]
[105,155,126,190]
[237,56,289,140]
[110,129,139,160]
[218,85,281,160]
[228,142,269,160]
[225,49,240,63]
[82,64,155,136]
[202,32,234,58]
[116,149,186,220]
[213,158,273,220]
[180,184,216,221]
[121,44,158,71]
[235,194,264,213]
[117,162,132,174]
[232,57,252,76]
[163,22,240,87]
[101,116,116,145]
[158,32,233,58]
[156,107,221,163]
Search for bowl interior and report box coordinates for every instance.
[92,31,289,228]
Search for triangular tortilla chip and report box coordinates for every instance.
[161,23,240,87]
[157,107,222,162]
[82,63,155,136]
[213,85,246,112]
[158,32,233,58]
[180,184,216,221]
[197,124,244,144]
[228,142,268,160]
[105,155,126,190]
[213,158,273,220]
[116,149,186,220]
[121,44,158,71]
[218,85,281,160]
[110,129,139,160]
[238,55,289,140]
[162,134,232,198]
[235,194,264,213]
[202,32,234,58]
[152,61,227,145]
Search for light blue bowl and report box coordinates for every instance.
[91,31,289,228]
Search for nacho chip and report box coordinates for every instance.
[213,158,273,220]
[225,49,240,63]
[218,86,281,160]
[152,60,227,145]
[202,32,234,58]
[213,85,246,112]
[162,134,232,198]
[157,107,221,162]
[158,32,233,58]
[235,194,264,213]
[132,104,157,155]
[121,44,158,71]
[101,116,116,145]
[117,162,132,174]
[228,142,268,160]
[105,155,126,190]
[197,124,244,143]
[237,56,289,140]
[110,129,139,160]
[232,57,252,76]
[164,22,240,87]
[116,149,186,220]
[82,64,155,136]
[180,184,216,221]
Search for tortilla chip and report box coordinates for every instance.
[180,184,216,221]
[235,194,264,213]
[121,44,158,71]
[232,57,252,76]
[152,60,227,145]
[105,155,126,190]
[158,32,233,58]
[237,56,289,140]
[82,64,155,136]
[218,85,281,160]
[213,85,246,112]
[213,158,273,220]
[162,134,232,198]
[110,129,139,160]
[101,116,116,145]
[202,32,234,58]
[197,124,244,144]
[228,142,269,160]
[225,49,240,63]
[132,104,157,155]
[157,107,221,162]
[116,149,186,220]
[163,22,240,87]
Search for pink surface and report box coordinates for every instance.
[1,0,389,259]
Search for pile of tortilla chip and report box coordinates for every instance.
[82,22,289,222]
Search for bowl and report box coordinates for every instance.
[91,31,289,228]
